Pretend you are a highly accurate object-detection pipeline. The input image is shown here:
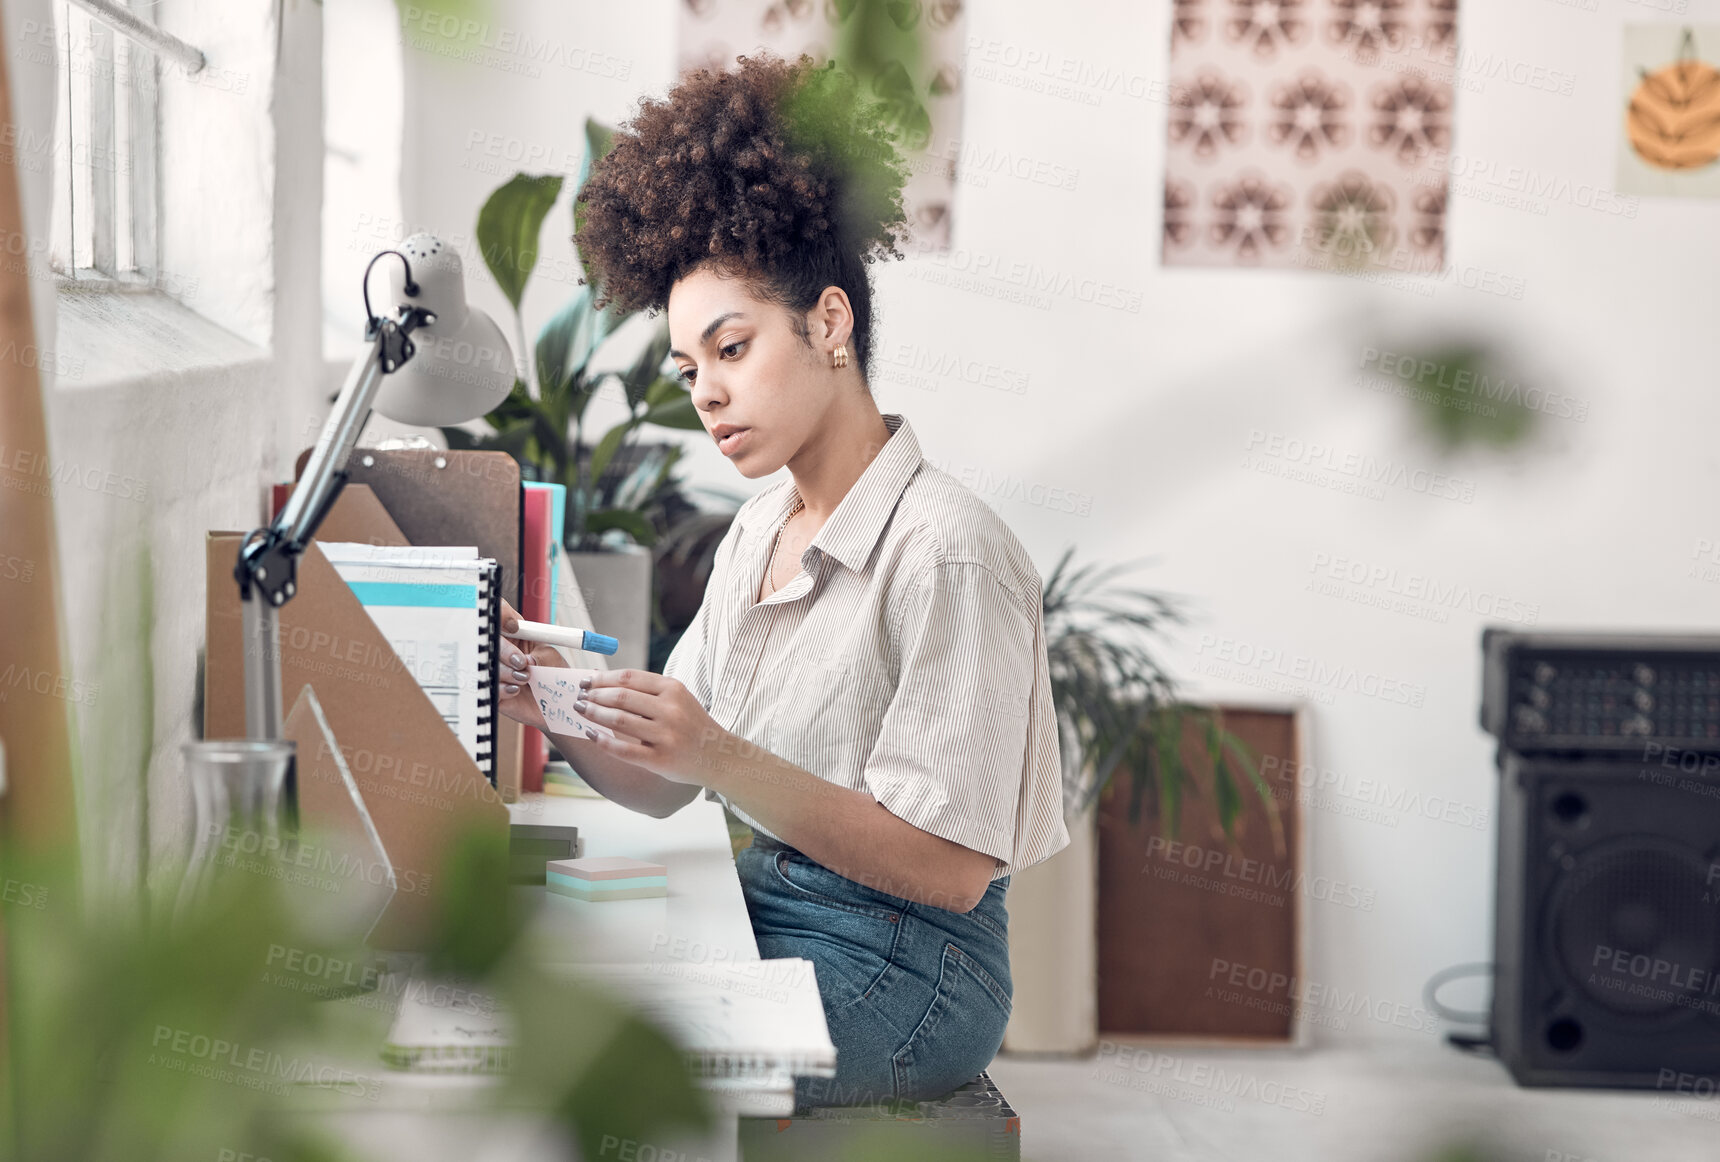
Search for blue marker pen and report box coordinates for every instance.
[509,619,619,655]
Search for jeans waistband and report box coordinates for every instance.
[747,831,1010,892]
[747,831,797,854]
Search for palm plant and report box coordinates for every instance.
[1043,546,1283,850]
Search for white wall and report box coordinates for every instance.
[387,0,1719,1043]
[13,0,325,895]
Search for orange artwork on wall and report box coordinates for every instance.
[1627,29,1720,172]
[1618,26,1720,200]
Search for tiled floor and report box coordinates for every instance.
[987,1038,1719,1162]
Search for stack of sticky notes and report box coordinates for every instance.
[546,856,667,902]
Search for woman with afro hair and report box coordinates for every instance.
[497,52,1070,1110]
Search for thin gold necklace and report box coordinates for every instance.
[762,493,805,600]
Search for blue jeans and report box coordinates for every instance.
[735,833,1013,1111]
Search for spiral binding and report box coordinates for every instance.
[474,559,500,785]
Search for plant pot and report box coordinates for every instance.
[1001,804,1098,1055]
[565,544,653,673]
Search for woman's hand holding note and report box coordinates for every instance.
[497,597,567,735]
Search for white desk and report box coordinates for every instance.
[508,790,760,969]
[306,790,767,1161]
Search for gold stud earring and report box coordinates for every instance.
[832,344,848,369]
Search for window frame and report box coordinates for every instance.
[48,0,171,291]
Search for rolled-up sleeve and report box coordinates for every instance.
[863,559,1039,865]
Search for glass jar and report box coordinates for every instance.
[174,739,295,923]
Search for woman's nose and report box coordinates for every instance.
[691,374,725,412]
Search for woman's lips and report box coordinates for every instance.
[717,428,751,456]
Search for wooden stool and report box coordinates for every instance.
[738,1070,1020,1161]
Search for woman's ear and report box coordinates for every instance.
[809,284,854,347]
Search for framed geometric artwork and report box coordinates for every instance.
[1162,0,1459,274]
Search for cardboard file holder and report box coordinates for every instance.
[204,530,509,951]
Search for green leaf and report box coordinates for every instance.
[440,425,482,451]
[1207,713,1241,837]
[644,375,684,408]
[488,418,536,461]
[557,1007,708,1159]
[575,118,616,203]
[566,476,591,544]
[1155,708,1183,837]
[479,379,536,431]
[585,508,656,547]
[640,392,704,431]
[572,117,619,287]
[476,173,563,311]
[611,444,671,512]
[569,299,631,386]
[530,408,569,474]
[535,288,592,402]
[649,442,683,495]
[1224,730,1286,857]
[615,326,673,410]
[588,418,635,484]
[421,825,520,980]
[497,964,712,1159]
[535,290,629,404]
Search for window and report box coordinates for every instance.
[46,0,168,288]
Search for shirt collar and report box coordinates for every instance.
[741,413,923,575]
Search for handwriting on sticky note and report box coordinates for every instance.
[528,667,616,742]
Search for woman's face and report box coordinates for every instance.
[667,264,830,480]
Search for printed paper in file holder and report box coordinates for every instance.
[319,542,502,784]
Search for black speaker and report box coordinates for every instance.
[1491,750,1720,1086]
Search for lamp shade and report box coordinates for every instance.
[372,233,516,426]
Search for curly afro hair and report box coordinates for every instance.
[573,52,912,385]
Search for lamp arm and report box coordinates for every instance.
[233,311,428,742]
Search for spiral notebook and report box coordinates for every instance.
[319,542,502,784]
[380,958,832,1115]
[574,959,836,1084]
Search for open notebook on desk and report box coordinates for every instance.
[319,542,501,783]
[380,958,834,1116]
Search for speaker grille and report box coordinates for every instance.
[1549,842,1720,1019]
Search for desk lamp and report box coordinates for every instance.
[234,234,515,751]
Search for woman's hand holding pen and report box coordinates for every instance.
[496,597,566,735]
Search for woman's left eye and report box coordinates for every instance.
[720,340,747,359]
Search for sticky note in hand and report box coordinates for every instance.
[527,666,617,742]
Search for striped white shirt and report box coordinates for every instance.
[663,412,1071,880]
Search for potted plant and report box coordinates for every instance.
[441,121,705,670]
[1042,547,1279,837]
[1004,547,1282,1055]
